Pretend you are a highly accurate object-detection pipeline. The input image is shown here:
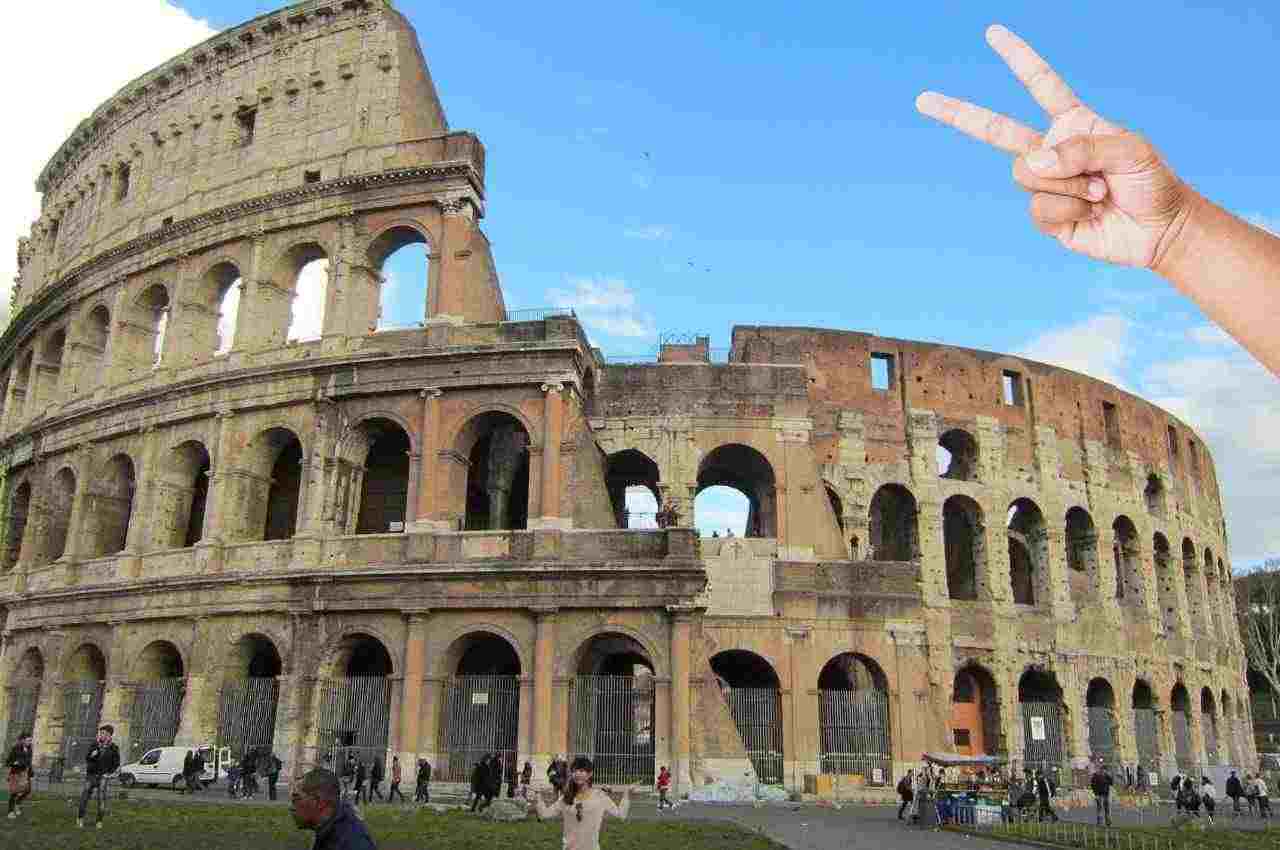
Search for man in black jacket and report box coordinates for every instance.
[266,751,283,801]
[6,731,34,819]
[77,725,121,829]
[414,759,431,803]
[1227,770,1244,815]
[1089,763,1113,826]
[290,768,377,849]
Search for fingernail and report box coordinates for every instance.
[1088,178,1106,200]
[1026,149,1058,172]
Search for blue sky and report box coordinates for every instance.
[4,1,1277,564]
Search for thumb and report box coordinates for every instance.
[1024,133,1154,178]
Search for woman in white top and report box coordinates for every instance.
[530,755,634,850]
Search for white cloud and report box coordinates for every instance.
[1017,313,1133,389]
[624,225,672,242]
[695,486,749,538]
[546,276,656,339]
[288,258,329,342]
[0,2,217,324]
[623,486,658,529]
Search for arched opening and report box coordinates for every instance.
[128,641,186,760]
[459,412,529,531]
[440,632,521,782]
[1112,516,1141,603]
[236,428,304,542]
[1170,683,1192,771]
[624,486,659,529]
[370,227,428,330]
[1201,687,1219,765]
[204,262,243,357]
[3,480,31,570]
[952,665,1000,757]
[944,495,985,600]
[13,350,33,418]
[1086,678,1118,765]
[605,449,660,529]
[352,419,411,535]
[137,284,170,366]
[1205,548,1223,642]
[1132,680,1160,771]
[817,653,891,783]
[61,644,107,770]
[571,633,656,785]
[1182,538,1206,631]
[284,245,329,342]
[316,634,393,767]
[5,649,44,754]
[696,444,777,538]
[1019,669,1067,774]
[91,454,136,557]
[1008,498,1048,606]
[1153,533,1178,634]
[710,650,784,784]
[694,485,749,537]
[44,468,77,564]
[216,634,282,761]
[155,441,210,549]
[1144,473,1166,517]
[868,484,919,561]
[38,328,66,406]
[825,485,845,535]
[83,305,111,389]
[938,428,979,480]
[1065,507,1099,607]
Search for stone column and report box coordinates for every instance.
[534,382,567,529]
[669,607,694,791]
[195,412,235,572]
[419,675,446,769]
[517,674,534,768]
[398,613,429,765]
[410,388,445,531]
[531,607,556,778]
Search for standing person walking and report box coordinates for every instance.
[354,757,368,806]
[1257,774,1272,818]
[520,761,533,800]
[76,724,120,830]
[6,731,34,819]
[266,751,282,801]
[529,756,634,850]
[1245,773,1259,816]
[388,756,405,803]
[1226,770,1243,816]
[1201,777,1217,824]
[1035,769,1059,823]
[469,756,488,812]
[414,759,431,803]
[896,770,914,821]
[1089,762,1113,827]
[657,765,674,812]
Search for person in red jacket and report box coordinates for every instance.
[656,766,673,811]
[6,731,34,819]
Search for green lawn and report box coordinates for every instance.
[951,819,1280,850]
[0,795,783,850]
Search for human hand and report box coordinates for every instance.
[916,25,1196,271]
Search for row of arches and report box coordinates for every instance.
[0,227,432,428]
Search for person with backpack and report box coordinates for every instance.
[1089,763,1113,827]
[896,770,914,821]
[1170,772,1184,814]
[1035,769,1059,823]
[1226,770,1243,816]
[1200,776,1217,824]
[414,759,431,803]
[6,731,34,819]
[1178,776,1201,818]
[76,725,121,830]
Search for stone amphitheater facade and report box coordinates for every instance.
[0,0,1252,793]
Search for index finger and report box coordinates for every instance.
[915,91,1042,154]
[986,25,1081,118]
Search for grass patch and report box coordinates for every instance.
[951,819,1280,850]
[0,796,782,850]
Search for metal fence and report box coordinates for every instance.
[127,678,186,759]
[315,676,391,767]
[817,689,891,784]
[953,807,1248,849]
[724,687,784,785]
[1087,706,1117,764]
[439,674,520,782]
[3,680,41,752]
[61,681,105,771]
[1172,709,1192,770]
[1021,700,1067,768]
[216,677,280,758]
[1134,708,1161,768]
[503,308,576,323]
[570,675,656,786]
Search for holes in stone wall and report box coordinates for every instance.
[1153,533,1178,634]
[158,441,211,550]
[606,449,660,530]
[944,494,984,600]
[91,454,136,557]
[353,419,411,535]
[116,162,131,202]
[1144,473,1166,517]
[697,444,777,538]
[3,481,30,571]
[826,484,844,534]
[236,108,257,147]
[868,484,919,561]
[870,352,894,391]
[1064,507,1098,607]
[1007,498,1047,606]
[938,429,979,480]
[1103,401,1121,449]
[45,468,76,564]
[1002,370,1024,406]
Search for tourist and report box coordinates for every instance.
[1245,773,1259,816]
[414,759,431,803]
[1170,772,1184,814]
[1226,770,1243,816]
[896,769,914,821]
[241,748,260,799]
[1034,769,1058,823]
[470,755,490,812]
[76,724,120,830]
[657,765,674,811]
[1201,777,1217,824]
[520,761,533,800]
[266,751,282,801]
[5,731,33,819]
[1178,776,1201,818]
[1256,774,1272,818]
[354,757,368,806]
[916,25,1280,376]
[290,768,377,850]
[369,757,385,802]
[1089,762,1113,827]
[529,755,633,850]
[388,756,405,803]
[341,753,356,801]
[490,753,505,804]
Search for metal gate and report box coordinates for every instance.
[818,689,891,784]
[216,677,280,758]
[440,674,519,782]
[1172,709,1191,770]
[570,675,656,785]
[724,687,784,785]
[1086,706,1117,764]
[1020,700,1066,771]
[3,679,41,752]
[61,681,105,771]
[127,678,186,759]
[1133,708,1160,771]
[315,676,391,768]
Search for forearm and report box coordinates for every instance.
[1155,191,1280,375]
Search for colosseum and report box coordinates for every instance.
[0,0,1253,795]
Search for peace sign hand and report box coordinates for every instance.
[916,25,1195,272]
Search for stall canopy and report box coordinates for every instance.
[922,752,1004,767]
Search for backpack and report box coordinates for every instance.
[897,776,910,795]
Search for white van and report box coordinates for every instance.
[118,745,232,790]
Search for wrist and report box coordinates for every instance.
[1150,185,1213,284]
